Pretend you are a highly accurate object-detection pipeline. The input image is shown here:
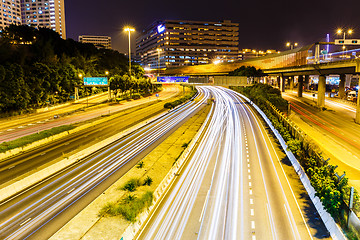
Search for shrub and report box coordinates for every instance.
[122,178,141,192]
[136,161,144,168]
[143,176,153,186]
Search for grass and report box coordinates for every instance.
[0,124,76,153]
[98,103,211,224]
[99,191,153,222]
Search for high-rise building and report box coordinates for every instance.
[79,35,112,49]
[136,20,240,69]
[20,0,66,39]
[0,0,22,30]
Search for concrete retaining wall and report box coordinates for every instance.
[239,93,346,240]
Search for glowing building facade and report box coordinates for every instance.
[0,0,22,29]
[136,20,240,69]
[20,0,66,38]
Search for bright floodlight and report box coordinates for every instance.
[348,29,353,34]
[124,27,135,32]
[286,42,290,47]
[337,29,342,34]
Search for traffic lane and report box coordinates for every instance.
[283,93,360,180]
[237,94,307,240]
[0,96,208,239]
[0,85,180,142]
[0,101,168,185]
[0,92,108,132]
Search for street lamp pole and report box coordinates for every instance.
[124,27,135,76]
[286,42,298,50]
[157,48,162,76]
[337,28,353,54]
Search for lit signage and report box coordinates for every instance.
[83,77,108,86]
[157,24,165,34]
[157,76,189,83]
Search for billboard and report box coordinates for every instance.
[83,77,108,86]
[157,76,189,83]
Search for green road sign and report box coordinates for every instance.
[83,77,108,86]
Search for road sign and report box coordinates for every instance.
[83,77,108,86]
[157,76,189,83]
[335,39,360,45]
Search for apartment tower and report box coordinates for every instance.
[0,0,22,29]
[20,0,66,39]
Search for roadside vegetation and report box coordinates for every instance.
[0,124,75,153]
[98,103,210,226]
[164,86,197,109]
[232,84,360,238]
[0,25,160,116]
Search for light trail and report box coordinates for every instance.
[0,89,209,240]
[139,87,312,240]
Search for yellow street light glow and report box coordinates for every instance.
[348,29,353,34]
[286,42,290,47]
[78,73,83,78]
[123,27,135,32]
[213,59,221,65]
[294,43,298,47]
[105,71,109,75]
[337,29,342,34]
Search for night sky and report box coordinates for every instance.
[65,0,360,54]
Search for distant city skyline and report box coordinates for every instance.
[64,0,360,54]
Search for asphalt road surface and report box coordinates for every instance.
[138,87,319,240]
[0,89,208,240]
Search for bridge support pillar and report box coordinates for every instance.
[356,76,360,124]
[304,75,310,91]
[339,74,346,99]
[289,77,294,91]
[280,75,285,92]
[298,75,304,97]
[317,75,326,108]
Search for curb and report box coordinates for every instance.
[120,103,212,240]
[238,93,346,240]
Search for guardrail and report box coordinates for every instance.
[237,93,347,240]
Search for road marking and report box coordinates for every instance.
[252,236,256,240]
[67,188,75,194]
[250,199,254,204]
[40,152,46,156]
[248,164,250,168]
[249,189,252,195]
[247,159,249,163]
[199,189,210,222]
[17,126,25,128]
[97,168,103,173]
[8,165,16,170]
[247,154,249,157]
[248,175,251,180]
[249,182,252,187]
[248,169,250,173]
[251,221,255,229]
[6,129,15,131]
[251,209,254,216]
[20,218,31,226]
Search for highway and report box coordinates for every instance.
[0,88,208,240]
[283,91,360,191]
[138,87,313,240]
[0,96,180,186]
[0,85,179,143]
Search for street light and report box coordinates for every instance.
[156,48,162,76]
[124,27,135,76]
[337,28,353,52]
[286,42,298,50]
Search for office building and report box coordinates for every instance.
[0,0,22,30]
[136,20,240,69]
[79,35,112,49]
[21,0,66,39]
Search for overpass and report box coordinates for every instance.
[164,44,360,122]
